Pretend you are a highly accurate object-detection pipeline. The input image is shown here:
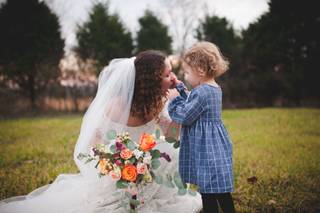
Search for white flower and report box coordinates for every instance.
[143,152,152,165]
[133,149,143,159]
[96,143,109,153]
[145,151,151,158]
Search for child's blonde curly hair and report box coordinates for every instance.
[183,41,229,78]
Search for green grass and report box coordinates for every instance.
[0,114,81,198]
[0,108,319,212]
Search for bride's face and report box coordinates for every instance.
[161,58,173,95]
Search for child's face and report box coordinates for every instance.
[161,58,173,95]
[183,63,202,88]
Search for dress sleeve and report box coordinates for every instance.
[176,82,189,99]
[168,89,204,126]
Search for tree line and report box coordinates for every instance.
[0,0,319,111]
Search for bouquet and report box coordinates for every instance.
[77,129,197,212]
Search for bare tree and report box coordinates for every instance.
[161,0,206,54]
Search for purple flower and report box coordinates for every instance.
[92,148,100,156]
[115,159,122,166]
[116,142,125,151]
[113,152,120,159]
[160,152,171,162]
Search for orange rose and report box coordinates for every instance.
[121,164,137,182]
[120,148,133,160]
[139,133,156,151]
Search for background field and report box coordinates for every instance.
[0,108,319,212]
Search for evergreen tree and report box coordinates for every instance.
[0,0,64,108]
[75,3,133,74]
[242,0,320,105]
[136,10,172,54]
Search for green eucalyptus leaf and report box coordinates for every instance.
[126,140,136,151]
[129,157,136,164]
[173,141,180,149]
[116,201,128,209]
[183,181,187,188]
[130,198,140,206]
[151,159,161,170]
[150,149,161,159]
[106,130,117,140]
[155,175,163,184]
[116,180,128,189]
[77,153,90,160]
[188,188,197,196]
[165,137,176,143]
[173,171,185,189]
[178,188,187,195]
[84,157,95,164]
[155,129,161,139]
[110,144,116,153]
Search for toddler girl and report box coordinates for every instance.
[168,41,236,213]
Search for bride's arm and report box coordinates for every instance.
[158,100,180,139]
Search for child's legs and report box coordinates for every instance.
[201,193,235,213]
[215,193,236,213]
[201,193,219,213]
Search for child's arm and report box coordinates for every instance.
[176,82,189,99]
[168,90,204,126]
[170,73,189,99]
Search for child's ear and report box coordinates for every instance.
[197,68,206,77]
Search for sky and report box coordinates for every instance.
[0,0,270,53]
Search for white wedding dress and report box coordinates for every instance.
[0,58,202,213]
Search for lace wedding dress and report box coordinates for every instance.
[0,58,202,213]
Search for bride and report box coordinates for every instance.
[0,50,202,213]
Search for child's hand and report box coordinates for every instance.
[170,72,182,89]
[167,88,180,101]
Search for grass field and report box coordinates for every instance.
[0,108,319,212]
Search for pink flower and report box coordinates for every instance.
[140,197,145,204]
[136,163,148,175]
[110,166,121,180]
[120,149,133,160]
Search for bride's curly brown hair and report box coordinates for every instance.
[131,50,167,121]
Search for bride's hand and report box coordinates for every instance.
[167,88,180,101]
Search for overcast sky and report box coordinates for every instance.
[1,0,270,53]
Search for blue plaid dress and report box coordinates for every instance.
[168,83,234,193]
